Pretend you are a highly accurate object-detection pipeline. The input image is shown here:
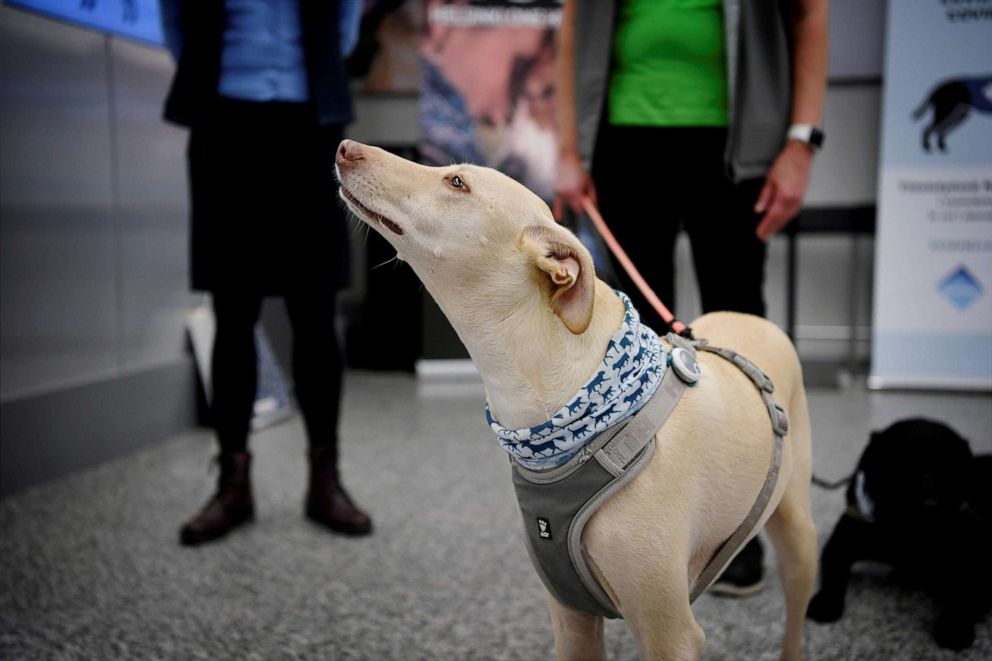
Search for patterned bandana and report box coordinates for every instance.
[486,291,666,469]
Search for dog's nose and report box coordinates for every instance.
[337,139,364,166]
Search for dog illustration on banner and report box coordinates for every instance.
[912,74,992,152]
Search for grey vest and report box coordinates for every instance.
[511,335,790,618]
[572,0,793,182]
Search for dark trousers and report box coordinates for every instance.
[188,98,350,294]
[188,98,349,458]
[212,285,343,457]
[591,124,768,331]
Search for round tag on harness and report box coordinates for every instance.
[670,347,701,385]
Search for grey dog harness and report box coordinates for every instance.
[510,334,790,619]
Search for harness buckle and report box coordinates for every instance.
[767,401,790,436]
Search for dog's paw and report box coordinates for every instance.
[934,612,975,651]
[806,591,844,623]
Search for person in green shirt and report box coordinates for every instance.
[555,0,828,595]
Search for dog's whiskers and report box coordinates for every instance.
[372,254,401,270]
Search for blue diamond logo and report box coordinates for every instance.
[937,265,983,310]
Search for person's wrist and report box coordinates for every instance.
[783,138,816,160]
[786,123,824,153]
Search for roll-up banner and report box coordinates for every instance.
[870,1,992,391]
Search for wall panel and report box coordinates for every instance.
[1,9,119,399]
[110,38,199,370]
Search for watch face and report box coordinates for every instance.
[809,128,825,149]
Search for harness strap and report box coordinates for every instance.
[511,334,790,616]
[688,343,788,602]
[512,359,694,619]
[568,364,693,613]
[594,366,690,476]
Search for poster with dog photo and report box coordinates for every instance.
[419,0,562,203]
[870,1,992,390]
[348,0,424,93]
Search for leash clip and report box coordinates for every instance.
[670,347,701,386]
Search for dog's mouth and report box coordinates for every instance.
[339,185,404,236]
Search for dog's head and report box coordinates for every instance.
[335,139,596,334]
[848,418,973,529]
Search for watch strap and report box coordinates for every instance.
[787,123,824,150]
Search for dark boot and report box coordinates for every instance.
[710,536,766,596]
[305,445,373,536]
[179,451,255,546]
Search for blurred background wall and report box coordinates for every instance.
[1,8,200,494]
[0,1,884,495]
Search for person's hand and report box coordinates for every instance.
[754,140,814,241]
[553,148,598,222]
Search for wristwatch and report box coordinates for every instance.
[787,124,825,151]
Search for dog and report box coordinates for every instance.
[807,418,992,650]
[911,75,992,152]
[335,140,817,660]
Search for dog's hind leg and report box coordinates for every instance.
[545,595,604,661]
[933,104,970,152]
[766,495,817,661]
[765,387,817,661]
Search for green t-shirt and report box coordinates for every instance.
[608,0,729,127]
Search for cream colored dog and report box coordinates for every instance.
[335,140,817,661]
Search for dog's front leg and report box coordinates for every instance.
[546,593,605,661]
[807,513,871,623]
[932,515,984,650]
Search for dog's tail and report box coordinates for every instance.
[811,472,853,490]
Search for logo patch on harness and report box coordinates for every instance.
[537,517,552,540]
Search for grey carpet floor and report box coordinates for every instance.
[1,371,990,660]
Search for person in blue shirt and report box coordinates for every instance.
[160,0,372,545]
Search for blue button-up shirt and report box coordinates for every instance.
[218,0,308,101]
[160,0,364,103]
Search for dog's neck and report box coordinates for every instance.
[433,279,626,429]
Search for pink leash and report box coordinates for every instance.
[580,196,692,338]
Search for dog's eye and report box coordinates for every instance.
[448,175,469,191]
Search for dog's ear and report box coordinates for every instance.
[519,225,595,334]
